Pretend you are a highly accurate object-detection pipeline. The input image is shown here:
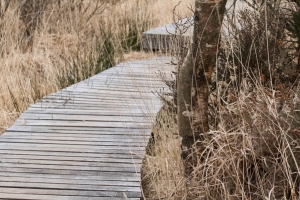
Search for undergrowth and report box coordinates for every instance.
[143,0,300,199]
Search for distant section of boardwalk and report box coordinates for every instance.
[0,56,173,199]
[141,0,248,51]
[142,18,193,51]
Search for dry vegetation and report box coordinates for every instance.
[142,0,300,199]
[3,0,299,199]
[142,105,186,199]
[0,0,193,134]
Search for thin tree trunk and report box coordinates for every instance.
[177,0,227,188]
[192,0,227,134]
[177,51,193,157]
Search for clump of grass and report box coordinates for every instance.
[0,0,194,134]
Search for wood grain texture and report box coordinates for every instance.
[0,56,173,199]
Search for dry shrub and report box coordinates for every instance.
[186,1,300,199]
[0,0,193,134]
[188,85,300,199]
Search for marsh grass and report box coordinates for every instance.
[0,0,193,133]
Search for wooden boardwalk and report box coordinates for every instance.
[141,0,247,51]
[142,18,193,51]
[0,56,173,200]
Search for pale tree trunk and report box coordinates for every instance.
[177,0,227,178]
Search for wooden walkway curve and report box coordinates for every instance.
[0,56,173,200]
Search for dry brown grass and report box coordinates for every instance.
[0,0,193,134]
[186,85,300,199]
[142,105,186,200]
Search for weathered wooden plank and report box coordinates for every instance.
[24,108,157,115]
[67,80,165,86]
[0,132,148,144]
[45,90,158,96]
[0,162,140,173]
[28,104,157,110]
[6,125,152,133]
[30,101,158,108]
[39,97,160,105]
[0,154,142,164]
[0,165,140,177]
[45,92,154,100]
[33,102,162,109]
[73,81,161,89]
[57,88,156,95]
[73,76,163,84]
[42,92,156,100]
[36,98,158,106]
[94,71,163,76]
[13,119,150,128]
[0,188,140,199]
[0,138,147,148]
[0,149,142,160]
[97,70,169,76]
[2,132,149,139]
[52,86,167,93]
[0,178,141,191]
[4,131,149,139]
[39,97,166,106]
[18,113,147,122]
[22,112,154,121]
[0,160,140,172]
[75,82,166,88]
[26,106,159,114]
[54,78,164,86]
[20,110,156,118]
[66,80,166,88]
[74,72,165,79]
[1,175,139,188]
[36,96,160,104]
[0,155,142,167]
[0,146,144,157]
[0,138,146,145]
[30,104,160,111]
[0,171,139,182]
[0,143,145,152]
[0,138,147,147]
[66,76,162,84]
[0,176,139,187]
[36,99,162,107]
[22,106,158,113]
[72,78,165,85]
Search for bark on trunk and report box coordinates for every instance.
[192,0,227,134]
[177,0,227,187]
